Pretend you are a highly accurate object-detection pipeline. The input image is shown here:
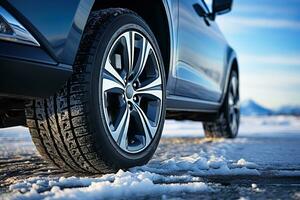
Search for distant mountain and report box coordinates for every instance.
[240,99,273,116]
[275,105,300,116]
[240,99,300,116]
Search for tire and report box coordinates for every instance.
[203,71,240,138]
[25,8,166,173]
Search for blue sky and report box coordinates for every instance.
[213,0,300,108]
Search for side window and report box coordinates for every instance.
[203,0,213,13]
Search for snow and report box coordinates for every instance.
[131,147,260,176]
[8,171,210,200]
[251,183,257,189]
[239,116,300,136]
[236,159,258,169]
[163,115,300,137]
[162,120,204,137]
[1,116,298,144]
[1,116,300,199]
[0,126,35,157]
[5,134,260,199]
[5,133,259,199]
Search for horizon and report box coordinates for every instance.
[213,0,300,109]
[241,98,300,110]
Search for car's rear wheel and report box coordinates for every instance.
[25,8,166,173]
[203,71,240,138]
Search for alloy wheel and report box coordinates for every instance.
[228,75,240,135]
[101,31,163,153]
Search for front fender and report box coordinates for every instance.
[220,47,238,106]
[2,0,94,65]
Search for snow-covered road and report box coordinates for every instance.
[0,116,300,199]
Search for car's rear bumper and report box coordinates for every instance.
[0,41,72,98]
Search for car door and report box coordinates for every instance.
[175,0,227,102]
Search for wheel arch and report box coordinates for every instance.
[220,48,239,107]
[92,0,172,82]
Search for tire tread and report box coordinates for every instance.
[25,8,136,173]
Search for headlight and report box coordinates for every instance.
[0,6,40,46]
[0,16,14,35]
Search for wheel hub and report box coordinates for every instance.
[125,84,134,99]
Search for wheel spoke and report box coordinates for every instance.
[231,76,238,99]
[102,77,125,92]
[123,31,135,75]
[229,92,234,106]
[132,102,156,145]
[228,75,239,134]
[111,106,130,150]
[138,76,162,91]
[230,106,235,117]
[133,36,151,81]
[136,76,162,100]
[233,100,240,110]
[104,60,125,86]
[231,113,237,133]
[136,89,162,100]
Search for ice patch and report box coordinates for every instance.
[273,170,300,177]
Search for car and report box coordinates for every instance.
[0,0,239,173]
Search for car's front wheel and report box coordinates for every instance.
[25,8,166,173]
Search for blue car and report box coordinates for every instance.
[0,0,239,173]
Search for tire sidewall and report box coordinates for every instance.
[224,71,240,138]
[88,13,166,168]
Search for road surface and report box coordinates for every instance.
[0,116,300,199]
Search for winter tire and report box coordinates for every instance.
[25,8,166,173]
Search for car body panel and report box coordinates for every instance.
[0,0,237,113]
[175,0,228,102]
[2,0,94,65]
[0,0,94,97]
[162,0,179,96]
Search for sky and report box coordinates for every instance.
[211,0,300,109]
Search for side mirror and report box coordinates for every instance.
[212,0,233,15]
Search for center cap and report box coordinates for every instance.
[126,85,134,99]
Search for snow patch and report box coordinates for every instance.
[239,116,300,136]
[9,170,210,200]
[251,183,257,189]
[162,116,300,138]
[131,141,260,176]
[235,159,259,169]
[6,133,260,199]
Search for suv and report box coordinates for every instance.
[0,0,239,173]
